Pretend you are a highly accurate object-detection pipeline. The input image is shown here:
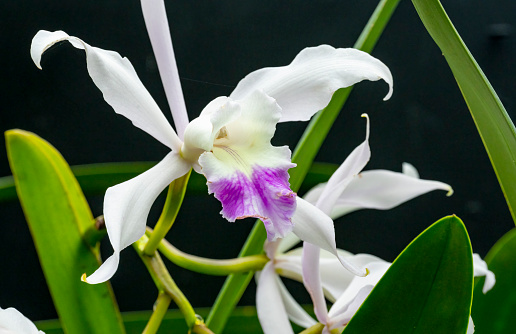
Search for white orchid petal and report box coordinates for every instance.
[278,248,367,302]
[302,243,328,323]
[264,239,283,260]
[276,252,303,283]
[276,231,301,254]
[402,162,420,178]
[198,91,296,240]
[140,0,189,139]
[328,285,373,329]
[84,152,191,284]
[276,276,317,328]
[319,253,380,302]
[256,263,294,334]
[31,30,182,151]
[0,307,44,334]
[302,183,326,207]
[182,97,241,157]
[316,115,370,215]
[467,317,475,334]
[293,198,367,277]
[330,260,390,315]
[473,253,496,294]
[230,45,393,122]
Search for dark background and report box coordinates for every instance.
[1,0,515,322]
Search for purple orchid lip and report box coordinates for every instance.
[207,165,297,241]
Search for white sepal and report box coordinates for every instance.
[140,0,189,138]
[83,152,191,284]
[256,262,294,334]
[30,30,182,151]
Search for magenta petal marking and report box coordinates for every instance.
[207,165,297,240]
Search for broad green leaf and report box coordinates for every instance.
[472,228,516,333]
[411,0,516,224]
[206,0,401,331]
[0,162,338,202]
[6,130,125,334]
[344,216,473,334]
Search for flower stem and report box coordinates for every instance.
[155,230,268,275]
[142,292,171,334]
[135,236,198,330]
[191,323,215,334]
[298,323,325,334]
[143,170,191,255]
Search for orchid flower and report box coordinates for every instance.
[30,0,393,284]
[0,307,44,334]
[256,116,454,333]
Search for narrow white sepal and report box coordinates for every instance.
[304,164,453,220]
[256,262,294,334]
[315,114,371,215]
[276,275,317,328]
[30,30,182,152]
[84,152,191,284]
[140,0,189,139]
[302,243,328,323]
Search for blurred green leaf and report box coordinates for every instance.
[411,0,516,224]
[472,228,516,333]
[6,129,125,334]
[344,215,473,334]
[0,162,338,202]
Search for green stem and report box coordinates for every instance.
[298,323,325,334]
[191,323,215,334]
[142,292,172,334]
[206,0,401,332]
[143,170,191,255]
[157,234,268,275]
[135,236,197,329]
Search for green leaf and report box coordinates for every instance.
[411,0,516,224]
[344,215,473,334]
[471,228,516,333]
[206,0,401,331]
[5,130,125,334]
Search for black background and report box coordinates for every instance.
[1,0,515,322]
